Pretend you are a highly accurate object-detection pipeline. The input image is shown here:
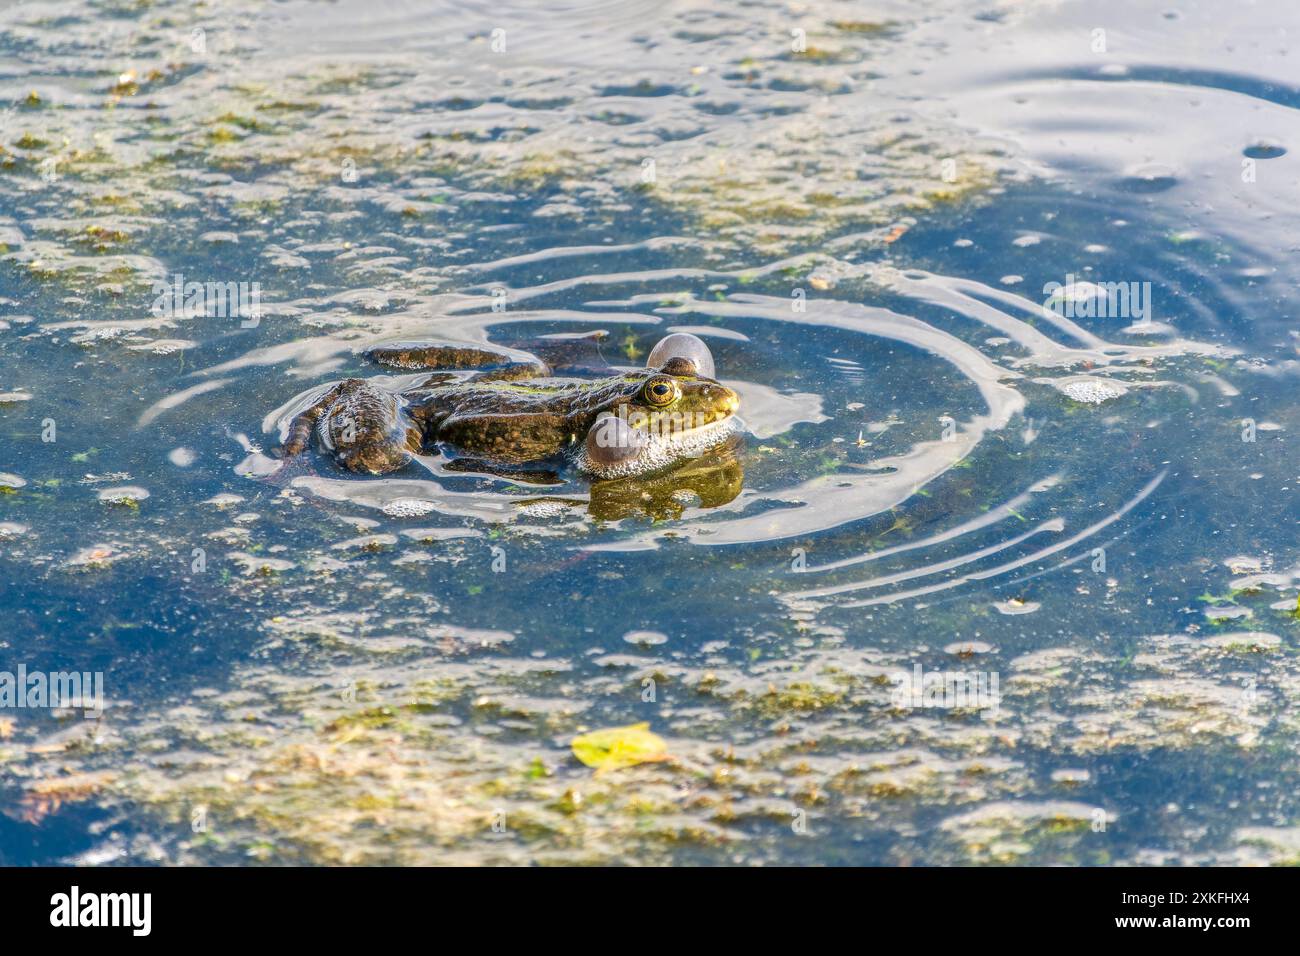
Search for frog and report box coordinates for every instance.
[278,331,742,482]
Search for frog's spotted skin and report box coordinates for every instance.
[280,334,741,480]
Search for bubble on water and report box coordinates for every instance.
[130,339,196,356]
[169,447,197,467]
[98,486,150,505]
[0,522,28,538]
[382,497,439,518]
[1223,555,1266,575]
[1120,320,1176,336]
[999,274,1023,285]
[229,552,295,575]
[0,472,27,489]
[331,533,398,551]
[205,494,244,508]
[1204,605,1251,622]
[623,630,669,646]
[944,640,995,655]
[1048,376,1129,405]
[340,515,381,531]
[74,327,127,344]
[0,391,33,404]
[993,598,1040,615]
[1050,768,1091,785]
[66,544,126,568]
[516,501,571,519]
[392,551,432,566]
[1012,234,1041,247]
[1044,280,1108,310]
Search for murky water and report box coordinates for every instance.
[1,0,1298,865]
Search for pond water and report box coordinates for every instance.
[1,0,1297,865]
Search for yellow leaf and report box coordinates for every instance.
[571,722,668,772]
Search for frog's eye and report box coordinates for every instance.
[643,378,680,406]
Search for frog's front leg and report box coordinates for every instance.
[281,378,423,474]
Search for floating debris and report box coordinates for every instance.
[65,544,125,568]
[623,630,669,647]
[944,640,995,655]
[97,486,149,506]
[331,533,399,552]
[205,493,245,509]
[1050,769,1092,785]
[571,723,669,772]
[228,552,295,576]
[168,447,197,467]
[994,599,1040,616]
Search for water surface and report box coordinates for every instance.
[1,0,1298,865]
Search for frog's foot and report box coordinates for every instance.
[281,378,423,475]
[441,457,563,485]
[366,341,548,374]
[512,330,613,376]
[456,331,616,381]
[463,363,552,384]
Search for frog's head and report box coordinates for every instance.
[575,334,742,479]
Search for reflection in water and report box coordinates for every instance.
[586,439,744,521]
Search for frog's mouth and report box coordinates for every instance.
[655,411,739,447]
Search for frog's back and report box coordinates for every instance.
[413,377,626,463]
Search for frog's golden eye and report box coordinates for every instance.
[643,378,680,406]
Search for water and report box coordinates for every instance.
[0,0,1297,865]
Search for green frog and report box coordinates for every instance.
[279,332,742,482]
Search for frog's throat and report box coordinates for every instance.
[575,414,740,480]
